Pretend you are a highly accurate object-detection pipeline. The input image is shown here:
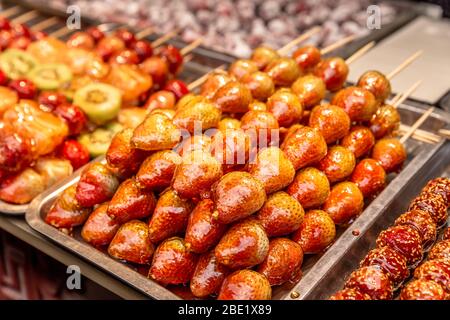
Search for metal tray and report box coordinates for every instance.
[26,104,450,300]
[293,139,450,300]
[0,2,235,215]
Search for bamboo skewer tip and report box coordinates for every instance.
[180,37,203,56]
[277,26,322,55]
[345,41,375,65]
[392,80,422,108]
[387,50,423,80]
[399,106,434,144]
[321,34,357,55]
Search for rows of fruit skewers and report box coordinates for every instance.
[331,177,450,300]
[40,22,440,301]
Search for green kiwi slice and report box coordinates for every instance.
[74,83,122,125]
[28,63,73,90]
[0,49,37,80]
[78,122,123,157]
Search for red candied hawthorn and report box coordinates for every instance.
[360,246,409,288]
[329,288,371,300]
[414,259,450,293]
[408,193,448,227]
[400,279,447,300]
[75,162,120,207]
[394,210,437,250]
[376,225,423,267]
[344,266,393,300]
[443,228,450,241]
[421,177,450,206]
[428,240,450,261]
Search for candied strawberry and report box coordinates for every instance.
[148,237,198,285]
[218,270,271,300]
[190,251,230,298]
[75,162,119,207]
[45,185,92,230]
[172,150,223,200]
[350,158,386,199]
[257,191,304,237]
[215,218,269,269]
[185,199,227,254]
[213,171,266,224]
[323,181,364,226]
[131,113,180,151]
[257,238,303,286]
[248,147,295,194]
[81,202,120,247]
[107,178,156,223]
[292,209,336,254]
[345,266,393,300]
[106,128,149,178]
[280,125,327,170]
[148,189,193,243]
[240,110,279,147]
[136,150,181,191]
[108,220,154,265]
[287,167,330,209]
[173,100,221,134]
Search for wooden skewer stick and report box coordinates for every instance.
[187,64,227,91]
[10,10,38,24]
[438,128,450,139]
[399,107,434,144]
[392,80,422,108]
[30,17,60,31]
[387,50,423,80]
[277,26,321,55]
[0,6,21,18]
[49,26,73,38]
[321,34,357,55]
[152,28,180,47]
[399,125,440,144]
[135,26,154,39]
[180,38,203,56]
[345,41,375,65]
